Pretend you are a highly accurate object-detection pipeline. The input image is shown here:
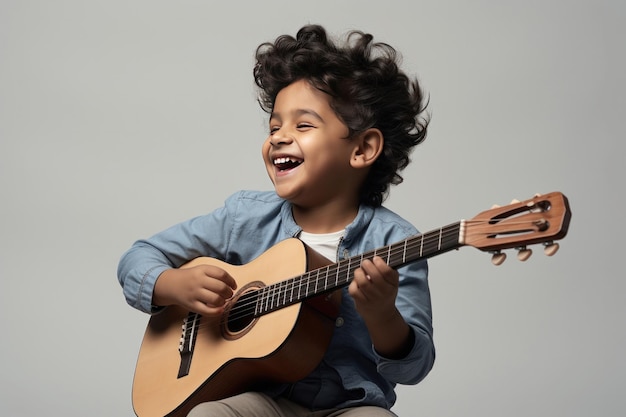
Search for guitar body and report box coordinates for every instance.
[132,238,340,417]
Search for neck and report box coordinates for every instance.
[292,200,359,234]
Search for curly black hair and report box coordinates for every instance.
[254,24,429,207]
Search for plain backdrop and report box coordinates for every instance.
[1,1,624,416]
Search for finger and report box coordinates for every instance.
[202,278,236,301]
[192,300,225,317]
[198,288,230,308]
[348,277,369,304]
[359,259,379,281]
[217,271,238,291]
[351,267,372,291]
[371,256,399,285]
[349,272,372,303]
[201,265,238,290]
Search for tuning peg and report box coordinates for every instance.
[544,242,560,256]
[491,251,507,266]
[510,199,520,204]
[517,247,532,261]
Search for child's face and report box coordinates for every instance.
[262,79,361,209]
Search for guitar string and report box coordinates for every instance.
[190,217,548,329]
[222,214,555,326]
[195,220,497,328]
[216,232,455,327]
[193,217,537,330]
[200,223,463,328]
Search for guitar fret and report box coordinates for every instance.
[392,242,399,265]
[282,282,287,308]
[280,284,284,309]
[402,239,407,264]
[282,283,287,307]
[306,272,317,296]
[265,285,271,311]
[287,281,291,305]
[305,272,309,296]
[274,284,280,310]
[259,287,265,313]
[438,227,442,251]
[275,284,281,310]
[283,278,298,305]
[265,286,271,311]
[257,286,266,314]
[324,265,329,291]
[254,290,260,315]
[298,277,306,299]
[314,269,319,294]
[263,286,269,314]
[283,280,288,305]
[294,272,302,301]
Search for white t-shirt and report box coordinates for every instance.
[298,229,345,262]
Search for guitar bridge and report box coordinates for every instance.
[177,312,200,378]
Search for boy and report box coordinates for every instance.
[118,24,435,416]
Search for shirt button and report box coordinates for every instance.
[335,317,344,327]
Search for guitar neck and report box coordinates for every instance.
[255,221,464,316]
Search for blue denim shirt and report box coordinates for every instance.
[118,190,435,410]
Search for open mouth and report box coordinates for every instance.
[273,156,303,172]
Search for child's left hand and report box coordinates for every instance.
[349,256,413,358]
[349,256,399,322]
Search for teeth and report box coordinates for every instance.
[273,157,301,165]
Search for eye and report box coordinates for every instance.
[269,125,280,134]
[297,123,314,130]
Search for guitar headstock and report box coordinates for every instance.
[463,192,571,265]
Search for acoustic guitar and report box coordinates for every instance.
[132,192,571,417]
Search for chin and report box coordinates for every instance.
[273,187,301,204]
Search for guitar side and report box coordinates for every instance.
[132,238,339,417]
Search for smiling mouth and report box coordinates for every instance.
[273,157,303,171]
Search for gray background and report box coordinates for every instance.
[1,0,624,416]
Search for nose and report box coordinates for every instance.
[269,129,293,146]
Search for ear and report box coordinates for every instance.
[350,128,383,169]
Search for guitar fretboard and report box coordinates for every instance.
[253,221,464,316]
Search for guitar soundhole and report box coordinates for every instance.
[221,281,264,340]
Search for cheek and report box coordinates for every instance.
[261,138,271,161]
[261,139,275,180]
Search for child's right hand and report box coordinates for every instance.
[152,265,238,316]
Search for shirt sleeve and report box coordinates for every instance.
[116,193,238,314]
[375,259,436,385]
